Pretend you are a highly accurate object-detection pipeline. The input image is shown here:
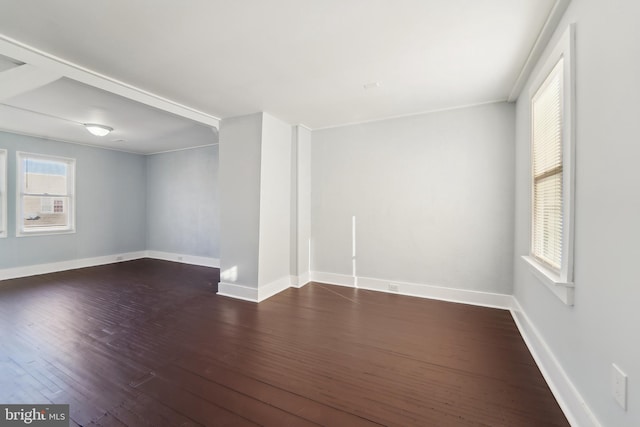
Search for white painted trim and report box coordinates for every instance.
[508,0,572,101]
[0,34,220,128]
[356,276,513,310]
[525,24,576,306]
[145,250,220,268]
[217,275,293,303]
[522,256,574,305]
[310,272,512,310]
[257,275,293,302]
[16,151,76,237]
[0,250,222,283]
[310,271,356,288]
[0,251,147,282]
[293,271,311,288]
[312,99,507,131]
[511,299,602,427]
[217,282,259,302]
[146,143,218,156]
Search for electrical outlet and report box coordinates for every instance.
[116,256,124,261]
[612,363,627,410]
[388,283,399,292]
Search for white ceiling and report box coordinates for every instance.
[0,54,20,72]
[0,77,217,154]
[0,0,558,151]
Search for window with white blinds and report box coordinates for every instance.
[523,24,574,305]
[0,149,6,238]
[531,59,564,271]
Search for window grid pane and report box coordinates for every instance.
[24,196,70,228]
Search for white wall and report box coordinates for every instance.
[311,102,515,294]
[219,113,263,287]
[146,144,219,260]
[513,1,640,426]
[257,113,292,286]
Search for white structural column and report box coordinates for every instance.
[218,112,300,302]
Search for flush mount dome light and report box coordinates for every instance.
[84,123,113,137]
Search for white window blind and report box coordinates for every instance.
[531,58,564,270]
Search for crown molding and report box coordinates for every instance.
[508,0,572,101]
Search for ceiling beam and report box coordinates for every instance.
[0,34,220,128]
[0,63,61,102]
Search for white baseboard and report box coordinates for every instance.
[310,272,512,310]
[146,250,220,268]
[0,250,220,283]
[217,282,260,302]
[258,275,293,302]
[310,271,356,288]
[0,251,147,281]
[357,276,514,310]
[511,299,602,427]
[292,271,311,288]
[217,275,293,303]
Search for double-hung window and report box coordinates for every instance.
[0,149,6,238]
[524,25,575,305]
[17,152,76,236]
[532,59,564,271]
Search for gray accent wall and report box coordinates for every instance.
[311,102,515,294]
[146,145,219,258]
[0,131,147,268]
[513,1,640,426]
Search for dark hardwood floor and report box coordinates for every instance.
[0,259,569,426]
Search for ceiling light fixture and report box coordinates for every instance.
[84,123,113,137]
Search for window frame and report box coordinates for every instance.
[16,151,76,237]
[0,149,6,238]
[522,24,576,306]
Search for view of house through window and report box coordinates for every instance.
[18,152,75,235]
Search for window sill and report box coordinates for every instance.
[17,228,76,238]
[521,256,574,306]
